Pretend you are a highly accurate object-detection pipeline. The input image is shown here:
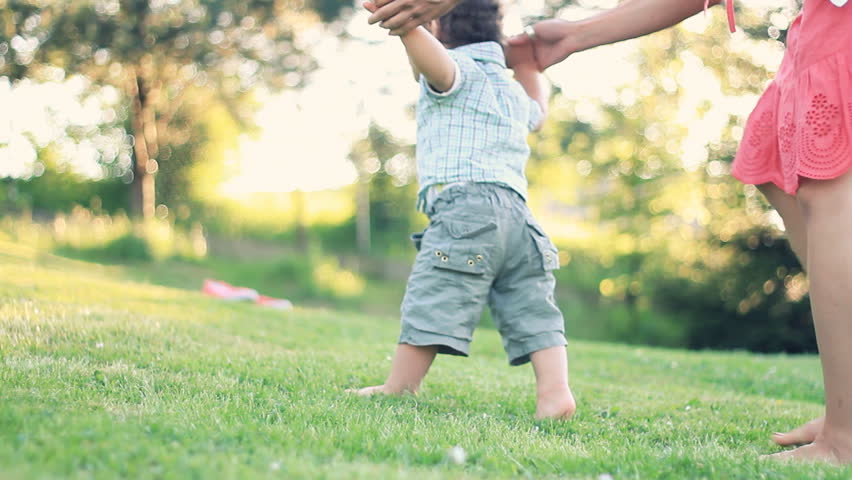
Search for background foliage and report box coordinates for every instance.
[0,0,814,353]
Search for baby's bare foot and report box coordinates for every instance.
[346,385,390,396]
[534,388,576,420]
[772,416,824,446]
[347,384,418,396]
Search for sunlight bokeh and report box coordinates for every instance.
[0,0,816,361]
[1,0,787,197]
[203,1,786,197]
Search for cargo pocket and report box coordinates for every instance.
[526,219,560,271]
[429,218,497,275]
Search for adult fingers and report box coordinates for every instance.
[379,7,419,31]
[531,41,547,72]
[505,34,545,71]
[536,50,548,72]
[506,34,530,46]
[368,0,406,25]
[363,1,377,13]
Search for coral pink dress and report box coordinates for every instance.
[731,0,852,194]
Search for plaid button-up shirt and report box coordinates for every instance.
[415,41,543,206]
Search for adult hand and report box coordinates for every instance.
[504,35,537,71]
[365,0,461,36]
[507,19,580,71]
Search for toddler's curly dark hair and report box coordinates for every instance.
[437,0,503,48]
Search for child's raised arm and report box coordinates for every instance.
[508,41,550,131]
[399,27,456,93]
[363,1,456,92]
[514,68,549,131]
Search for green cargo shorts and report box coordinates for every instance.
[399,183,566,366]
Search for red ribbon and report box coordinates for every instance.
[705,0,737,33]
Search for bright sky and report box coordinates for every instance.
[222,2,626,195]
[222,0,788,195]
[1,0,792,194]
[0,74,126,179]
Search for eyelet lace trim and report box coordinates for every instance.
[797,94,849,173]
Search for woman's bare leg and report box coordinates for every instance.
[768,172,852,463]
[757,183,808,268]
[757,183,823,447]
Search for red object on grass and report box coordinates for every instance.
[203,279,294,310]
[256,295,294,310]
[202,279,259,301]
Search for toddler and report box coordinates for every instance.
[353,0,576,420]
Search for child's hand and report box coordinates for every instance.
[505,36,538,72]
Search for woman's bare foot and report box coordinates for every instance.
[773,416,824,446]
[534,387,576,420]
[766,441,839,463]
[766,431,852,464]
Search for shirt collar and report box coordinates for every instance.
[452,42,506,68]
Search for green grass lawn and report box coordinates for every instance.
[1,239,848,479]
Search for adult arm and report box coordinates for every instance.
[365,0,462,36]
[510,0,723,70]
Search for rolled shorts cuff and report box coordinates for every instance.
[399,325,471,357]
[507,331,567,366]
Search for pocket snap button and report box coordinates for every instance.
[435,251,443,256]
[475,255,483,261]
[467,259,475,266]
[441,256,449,262]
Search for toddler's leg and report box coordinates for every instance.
[530,346,576,420]
[351,343,438,396]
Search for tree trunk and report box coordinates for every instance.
[626,191,644,337]
[128,66,158,219]
[356,179,371,256]
[293,189,309,252]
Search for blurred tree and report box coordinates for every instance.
[10,147,127,215]
[347,122,416,256]
[0,0,349,218]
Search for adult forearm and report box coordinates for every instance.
[572,0,720,53]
